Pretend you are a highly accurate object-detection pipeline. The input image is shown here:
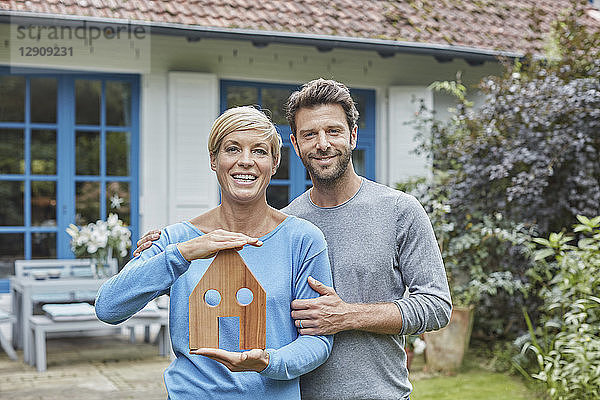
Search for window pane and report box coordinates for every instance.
[106,81,131,126]
[32,232,57,258]
[106,181,130,225]
[76,131,100,175]
[272,146,289,180]
[0,76,25,122]
[75,80,101,125]
[352,93,367,130]
[353,149,366,177]
[31,181,56,226]
[30,77,57,123]
[0,233,24,278]
[0,181,24,225]
[106,131,130,176]
[0,129,24,174]
[262,88,292,125]
[31,129,57,175]
[266,185,289,210]
[76,181,100,225]
[226,86,258,108]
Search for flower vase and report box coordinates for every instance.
[94,247,113,278]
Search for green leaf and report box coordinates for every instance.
[534,248,556,261]
[574,224,592,233]
[549,232,563,243]
[533,237,552,246]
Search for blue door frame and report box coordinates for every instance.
[0,68,140,292]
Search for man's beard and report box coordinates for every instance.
[299,146,352,186]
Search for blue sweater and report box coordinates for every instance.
[95,216,333,399]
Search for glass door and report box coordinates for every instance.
[0,71,139,289]
[0,75,59,286]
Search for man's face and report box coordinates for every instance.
[290,103,357,185]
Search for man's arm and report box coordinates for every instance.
[291,276,402,335]
[291,195,452,337]
[392,196,452,335]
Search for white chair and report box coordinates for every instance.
[0,309,18,360]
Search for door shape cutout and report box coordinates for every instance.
[189,249,266,350]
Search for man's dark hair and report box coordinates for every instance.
[285,78,359,136]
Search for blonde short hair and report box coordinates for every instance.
[208,106,282,167]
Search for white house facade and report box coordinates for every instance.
[0,9,516,286]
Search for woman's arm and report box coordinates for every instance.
[95,229,190,324]
[260,246,333,380]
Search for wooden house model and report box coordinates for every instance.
[189,249,266,350]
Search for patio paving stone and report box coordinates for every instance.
[0,334,170,400]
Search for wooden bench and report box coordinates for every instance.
[28,309,170,372]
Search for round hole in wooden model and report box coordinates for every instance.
[204,289,222,307]
[236,287,254,306]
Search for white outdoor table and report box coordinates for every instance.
[10,275,109,364]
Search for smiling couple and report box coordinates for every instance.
[95,79,452,400]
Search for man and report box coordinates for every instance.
[134,79,451,400]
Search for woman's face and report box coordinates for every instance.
[211,130,278,205]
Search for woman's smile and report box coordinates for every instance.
[231,173,258,185]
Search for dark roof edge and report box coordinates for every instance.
[0,10,524,62]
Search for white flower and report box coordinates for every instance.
[107,213,119,228]
[87,243,98,254]
[66,214,131,260]
[66,224,80,239]
[413,338,426,354]
[109,195,124,210]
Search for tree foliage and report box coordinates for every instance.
[419,1,600,235]
[403,0,600,339]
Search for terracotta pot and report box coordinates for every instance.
[423,305,474,373]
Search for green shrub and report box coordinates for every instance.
[402,1,599,341]
[398,174,535,338]
[518,216,600,399]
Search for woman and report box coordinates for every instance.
[95,106,333,399]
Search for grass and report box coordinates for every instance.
[409,349,545,400]
[412,370,535,399]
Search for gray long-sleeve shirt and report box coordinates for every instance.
[283,178,452,400]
